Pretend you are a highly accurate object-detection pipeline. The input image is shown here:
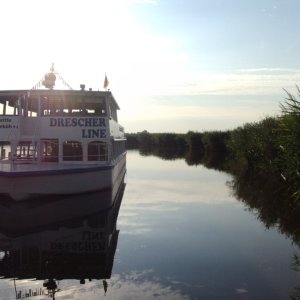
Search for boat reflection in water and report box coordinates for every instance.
[0,176,125,299]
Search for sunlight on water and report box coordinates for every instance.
[126,150,236,205]
[0,150,299,300]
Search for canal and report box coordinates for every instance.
[0,150,299,299]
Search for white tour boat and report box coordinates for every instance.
[0,67,126,200]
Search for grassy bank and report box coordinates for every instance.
[127,88,300,200]
[126,88,300,246]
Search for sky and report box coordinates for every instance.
[0,0,300,133]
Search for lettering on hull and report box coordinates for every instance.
[0,118,18,129]
[82,129,106,138]
[50,117,106,127]
[49,117,107,138]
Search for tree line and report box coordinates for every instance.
[126,130,229,168]
[126,88,300,250]
[127,88,300,200]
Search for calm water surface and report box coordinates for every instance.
[0,150,299,299]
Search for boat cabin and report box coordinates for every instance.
[0,89,125,164]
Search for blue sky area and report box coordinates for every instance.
[0,0,299,132]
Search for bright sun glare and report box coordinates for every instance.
[0,0,298,132]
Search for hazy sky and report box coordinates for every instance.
[0,0,300,133]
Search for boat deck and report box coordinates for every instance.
[0,162,112,176]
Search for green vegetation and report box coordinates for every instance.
[127,88,300,202]
[126,88,300,250]
[126,130,229,168]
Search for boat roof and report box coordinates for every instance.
[0,89,120,109]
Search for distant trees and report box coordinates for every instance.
[126,88,300,259]
[126,131,187,159]
[125,87,300,203]
[126,130,229,168]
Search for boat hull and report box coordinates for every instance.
[0,176,126,235]
[0,154,126,201]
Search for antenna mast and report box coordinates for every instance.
[31,63,73,90]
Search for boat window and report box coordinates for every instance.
[85,101,106,116]
[0,99,19,116]
[88,141,108,161]
[16,95,38,117]
[41,97,64,116]
[26,97,38,117]
[66,100,106,116]
[63,141,83,161]
[15,141,37,161]
[0,142,11,160]
[41,139,59,162]
[41,97,107,116]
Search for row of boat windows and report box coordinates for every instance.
[43,140,108,162]
[112,140,127,160]
[41,104,107,117]
[0,100,106,117]
[0,140,109,162]
[0,98,118,121]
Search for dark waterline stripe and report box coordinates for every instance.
[0,165,114,177]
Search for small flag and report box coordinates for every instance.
[103,74,109,89]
